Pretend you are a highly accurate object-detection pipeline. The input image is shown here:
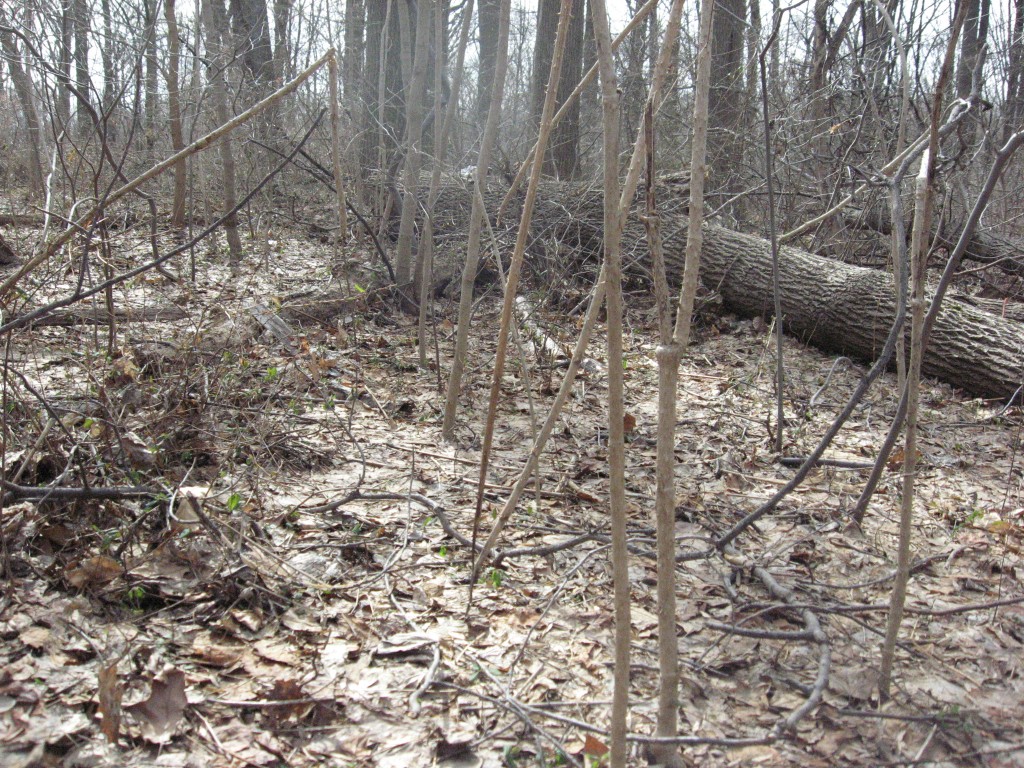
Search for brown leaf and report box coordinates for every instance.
[266,679,311,727]
[97,663,123,744]
[66,555,122,589]
[582,733,609,757]
[126,667,187,743]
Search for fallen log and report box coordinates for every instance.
[846,205,1024,275]
[522,184,1024,401]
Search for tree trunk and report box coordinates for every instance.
[164,0,187,229]
[846,204,1024,276]
[145,0,160,163]
[273,0,293,85]
[58,0,73,131]
[708,0,745,201]
[1006,0,1024,141]
[550,0,583,179]
[394,0,433,286]
[956,0,990,98]
[72,0,91,143]
[477,0,500,127]
[516,183,1024,400]
[343,0,364,102]
[100,0,117,138]
[0,18,45,198]
[202,0,245,263]
[230,0,275,93]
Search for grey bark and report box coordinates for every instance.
[956,0,990,98]
[72,0,91,142]
[477,0,500,126]
[344,0,364,102]
[1006,0,1024,140]
[202,0,245,263]
[0,18,45,197]
[707,0,745,197]
[550,0,583,179]
[513,184,1024,400]
[164,0,187,229]
[230,0,275,92]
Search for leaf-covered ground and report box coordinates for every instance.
[1,228,1022,767]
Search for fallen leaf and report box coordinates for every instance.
[66,556,122,589]
[582,733,609,757]
[126,667,187,743]
[97,663,123,744]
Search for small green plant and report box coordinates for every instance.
[226,493,242,513]
[438,544,448,557]
[124,586,146,609]
[487,568,504,589]
[263,366,279,382]
[324,394,336,410]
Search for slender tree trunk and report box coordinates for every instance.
[73,0,92,143]
[442,0,510,438]
[394,0,434,287]
[956,0,990,98]
[202,0,245,263]
[1005,0,1024,141]
[649,3,704,764]
[879,146,932,700]
[587,2,628,763]
[344,0,364,102]
[57,0,73,132]
[100,0,116,137]
[467,0,573,592]
[477,0,500,128]
[145,0,160,163]
[419,0,475,366]
[0,18,45,198]
[164,0,187,229]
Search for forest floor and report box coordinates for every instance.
[1,226,1023,768]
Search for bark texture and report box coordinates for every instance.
[533,187,1024,400]
[846,204,1024,275]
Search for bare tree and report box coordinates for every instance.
[586,1,628,763]
[957,0,990,97]
[163,0,187,229]
[201,0,245,264]
[708,0,745,202]
[394,0,434,287]
[344,0,364,102]
[72,0,92,142]
[477,0,500,127]
[0,12,46,199]
[531,0,584,177]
